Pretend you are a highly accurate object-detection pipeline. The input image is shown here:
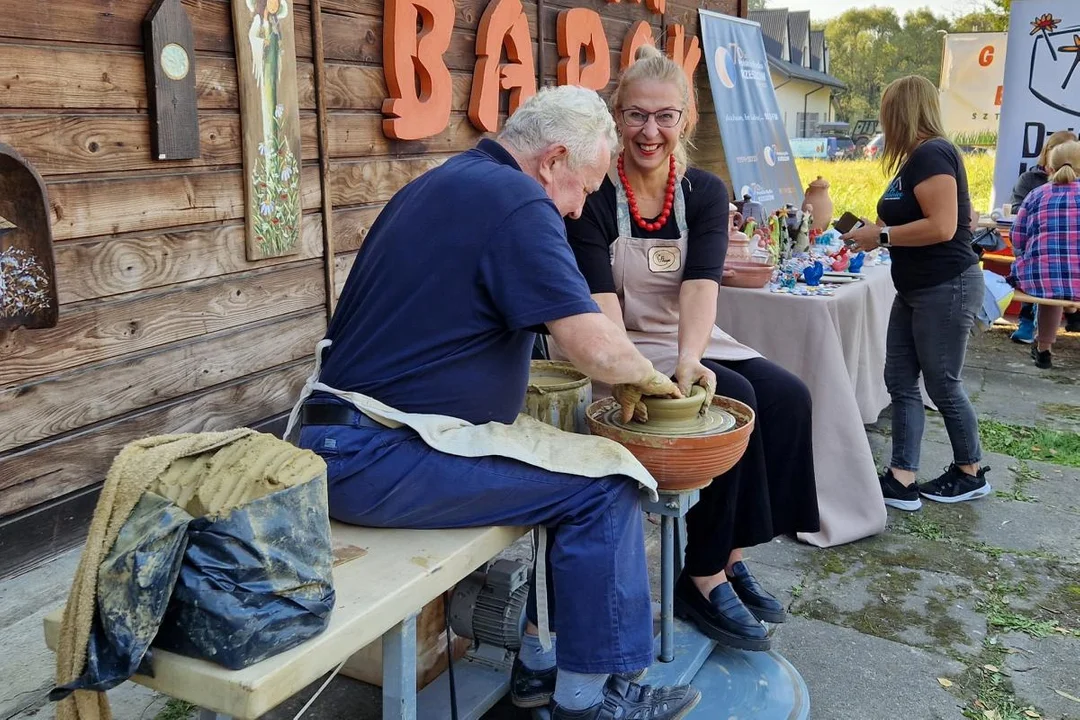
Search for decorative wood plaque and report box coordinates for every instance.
[232,0,304,261]
[0,143,59,330]
[143,0,201,160]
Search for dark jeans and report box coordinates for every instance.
[886,263,983,472]
[298,416,653,675]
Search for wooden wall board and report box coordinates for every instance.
[0,0,314,58]
[0,261,324,387]
[328,155,448,207]
[0,45,318,112]
[332,204,383,253]
[52,212,323,304]
[0,113,315,175]
[46,164,321,241]
[334,250,357,299]
[1,309,325,453]
[0,361,311,516]
[328,111,497,160]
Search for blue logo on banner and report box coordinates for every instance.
[699,10,802,212]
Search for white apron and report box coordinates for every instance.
[554,174,760,395]
[283,339,659,648]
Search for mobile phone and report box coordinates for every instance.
[833,211,865,235]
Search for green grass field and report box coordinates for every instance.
[794,154,995,222]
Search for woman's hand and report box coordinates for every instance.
[675,359,717,415]
[840,220,882,252]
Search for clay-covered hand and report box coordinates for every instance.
[613,370,682,423]
[675,359,717,415]
[840,219,882,252]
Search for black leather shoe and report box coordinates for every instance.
[510,657,557,708]
[728,561,787,624]
[674,572,771,651]
[551,674,700,720]
[510,657,647,708]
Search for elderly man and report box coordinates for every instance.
[287,86,700,719]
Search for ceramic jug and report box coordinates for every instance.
[802,176,833,232]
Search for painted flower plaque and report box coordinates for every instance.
[232,0,303,260]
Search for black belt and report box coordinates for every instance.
[301,403,384,428]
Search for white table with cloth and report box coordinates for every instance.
[713,264,902,548]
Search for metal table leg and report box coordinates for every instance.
[660,513,675,663]
[383,613,418,720]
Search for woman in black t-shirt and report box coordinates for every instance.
[841,75,990,510]
[561,45,820,653]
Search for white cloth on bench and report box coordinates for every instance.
[285,339,658,649]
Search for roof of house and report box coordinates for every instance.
[748,9,788,61]
[766,55,846,89]
[787,11,810,66]
[749,7,845,90]
[810,30,825,72]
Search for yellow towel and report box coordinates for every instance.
[54,429,257,720]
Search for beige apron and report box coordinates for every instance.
[554,174,760,395]
[284,339,659,648]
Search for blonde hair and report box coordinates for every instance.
[1038,130,1078,170]
[610,44,696,175]
[879,75,949,176]
[1048,141,1080,185]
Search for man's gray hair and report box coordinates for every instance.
[497,85,618,169]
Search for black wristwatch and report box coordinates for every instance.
[879,226,891,247]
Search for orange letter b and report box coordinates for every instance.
[382,0,454,140]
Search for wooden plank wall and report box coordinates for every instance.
[0,0,739,573]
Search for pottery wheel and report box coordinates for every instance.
[600,405,738,437]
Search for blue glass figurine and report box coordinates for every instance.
[802,260,825,286]
[848,251,866,274]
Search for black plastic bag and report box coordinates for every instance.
[52,476,334,698]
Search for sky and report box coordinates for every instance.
[771,0,991,20]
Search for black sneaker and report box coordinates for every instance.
[880,468,922,511]
[510,658,647,708]
[918,464,992,504]
[1065,313,1080,333]
[551,674,700,720]
[1031,345,1052,369]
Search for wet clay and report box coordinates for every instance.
[641,386,708,428]
[151,434,325,519]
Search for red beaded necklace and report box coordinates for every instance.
[617,153,677,232]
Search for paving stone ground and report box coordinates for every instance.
[3,325,1078,720]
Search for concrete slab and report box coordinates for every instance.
[1001,632,1080,720]
[770,616,968,720]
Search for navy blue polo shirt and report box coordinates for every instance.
[318,139,600,425]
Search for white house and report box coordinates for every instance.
[748,8,845,139]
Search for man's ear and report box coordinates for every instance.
[537,145,569,186]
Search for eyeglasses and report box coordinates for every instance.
[619,107,684,128]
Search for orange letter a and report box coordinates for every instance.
[382,0,454,140]
[469,0,537,133]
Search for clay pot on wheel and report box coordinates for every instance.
[802,176,833,232]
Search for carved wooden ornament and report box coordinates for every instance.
[557,9,611,90]
[0,143,59,330]
[469,0,537,133]
[143,0,201,160]
[621,21,656,70]
[382,0,455,140]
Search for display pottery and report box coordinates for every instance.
[802,260,824,286]
[586,394,756,491]
[802,176,833,232]
[722,261,774,288]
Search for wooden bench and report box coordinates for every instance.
[44,522,529,719]
[1010,289,1080,310]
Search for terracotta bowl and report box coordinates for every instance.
[586,395,756,492]
[722,261,775,289]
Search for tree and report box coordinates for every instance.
[747,0,768,10]
[823,8,902,121]
[894,9,952,86]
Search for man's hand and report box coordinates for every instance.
[613,370,682,423]
[674,359,716,415]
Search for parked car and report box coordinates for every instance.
[828,136,857,161]
[864,133,884,160]
[852,119,881,149]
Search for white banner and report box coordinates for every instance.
[992,0,1080,210]
[939,32,1007,146]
